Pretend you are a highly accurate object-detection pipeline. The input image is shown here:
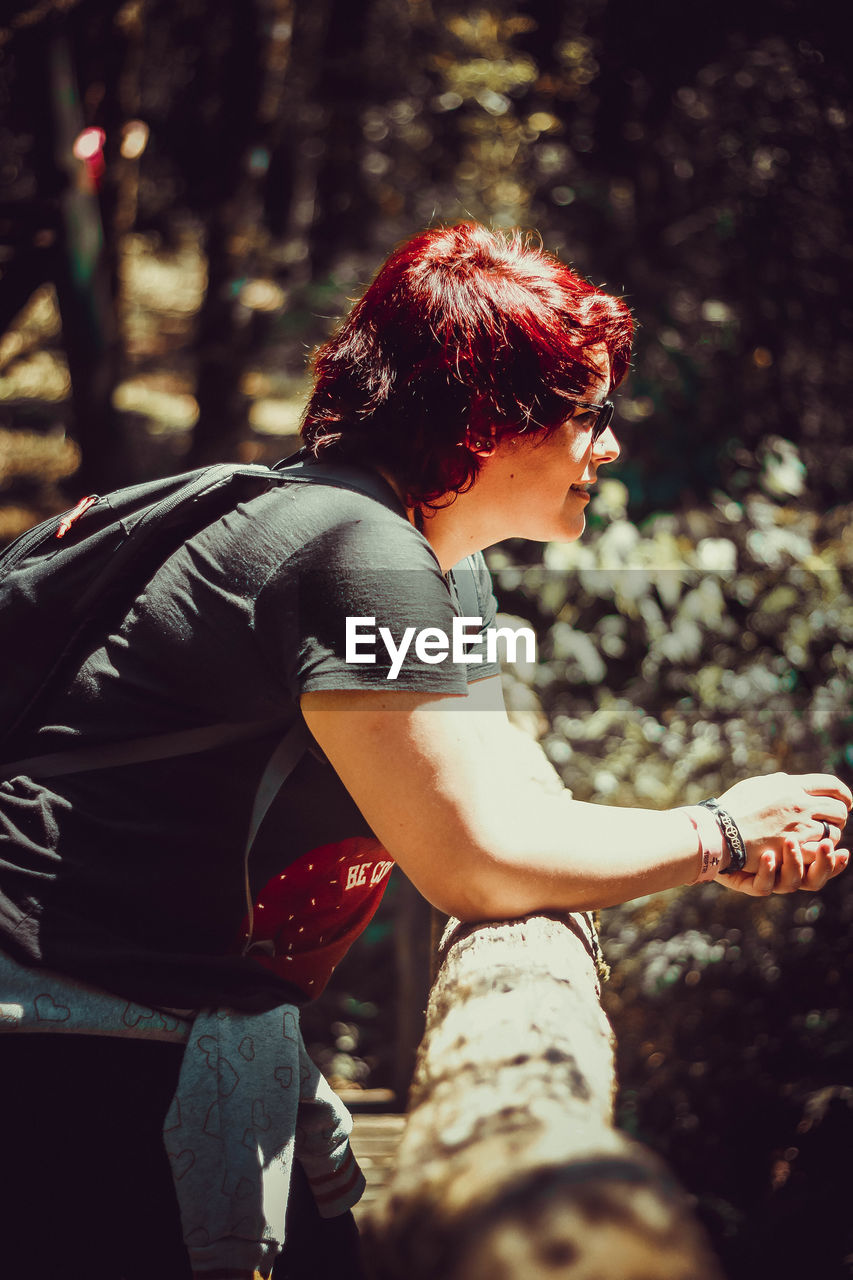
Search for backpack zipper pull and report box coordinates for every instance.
[55,495,98,539]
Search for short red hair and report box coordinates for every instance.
[301,222,633,507]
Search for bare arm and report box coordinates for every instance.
[301,679,851,919]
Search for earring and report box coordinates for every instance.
[469,438,494,455]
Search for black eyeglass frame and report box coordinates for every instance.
[567,397,615,443]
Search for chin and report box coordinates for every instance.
[514,505,586,543]
[523,519,585,544]
[555,511,586,542]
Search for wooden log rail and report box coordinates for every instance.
[362,910,723,1280]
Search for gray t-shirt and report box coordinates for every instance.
[0,474,499,1010]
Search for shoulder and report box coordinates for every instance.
[255,476,442,574]
[253,479,455,645]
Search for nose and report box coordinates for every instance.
[593,423,620,464]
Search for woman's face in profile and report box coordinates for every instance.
[475,346,621,545]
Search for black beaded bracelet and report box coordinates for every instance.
[699,798,747,874]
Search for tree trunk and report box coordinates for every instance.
[183,0,264,468]
[27,18,126,491]
[363,909,723,1280]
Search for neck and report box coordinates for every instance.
[410,500,497,572]
[378,466,520,571]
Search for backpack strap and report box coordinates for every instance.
[1,714,311,957]
[272,452,408,515]
[240,718,311,954]
[446,554,487,620]
[0,718,289,781]
[72,463,272,618]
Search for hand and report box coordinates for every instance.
[713,772,852,896]
[718,836,850,897]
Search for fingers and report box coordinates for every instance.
[800,774,853,810]
[831,849,850,879]
[799,813,847,862]
[715,868,766,896]
[801,841,848,892]
[810,800,851,833]
[802,825,838,854]
[753,850,778,895]
[717,840,850,897]
[773,838,850,893]
[773,838,804,894]
[801,838,831,865]
[719,851,780,897]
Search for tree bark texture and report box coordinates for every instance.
[363,911,723,1280]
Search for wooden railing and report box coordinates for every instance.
[362,909,723,1280]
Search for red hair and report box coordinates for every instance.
[301,222,633,507]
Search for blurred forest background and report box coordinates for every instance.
[1,0,851,1276]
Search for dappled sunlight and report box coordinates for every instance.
[112,376,199,433]
[0,350,70,403]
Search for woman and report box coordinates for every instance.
[298,221,849,914]
[0,221,849,1280]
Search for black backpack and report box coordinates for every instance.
[0,451,405,780]
[0,450,485,953]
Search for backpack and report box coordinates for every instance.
[0,450,486,958]
[0,450,404,778]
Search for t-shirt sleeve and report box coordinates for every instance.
[254,506,475,696]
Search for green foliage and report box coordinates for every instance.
[491,485,852,1278]
[603,882,853,1279]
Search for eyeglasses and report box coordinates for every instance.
[567,398,615,443]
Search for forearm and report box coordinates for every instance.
[399,786,703,920]
[302,688,851,920]
[384,714,709,917]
